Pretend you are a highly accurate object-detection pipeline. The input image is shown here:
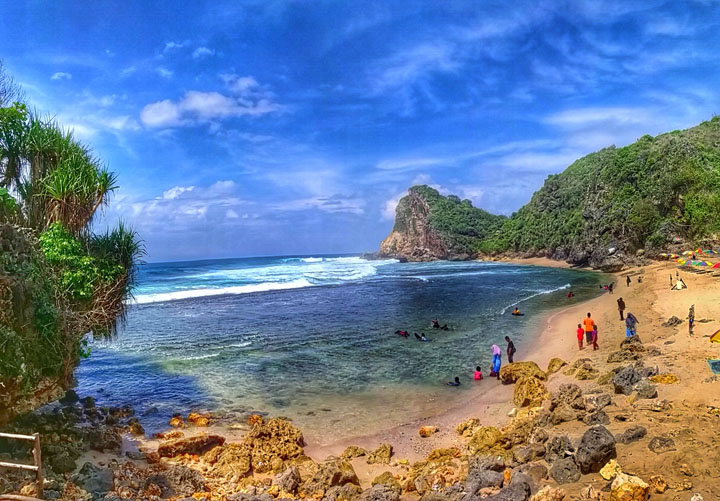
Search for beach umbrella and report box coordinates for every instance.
[682,251,694,256]
[695,261,709,266]
[659,253,668,257]
[714,263,720,269]
[669,253,679,259]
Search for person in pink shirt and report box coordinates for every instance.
[474,366,483,380]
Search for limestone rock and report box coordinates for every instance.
[546,358,567,375]
[187,412,211,427]
[530,486,566,500]
[242,417,305,473]
[325,483,364,501]
[143,465,207,498]
[545,435,574,463]
[500,362,547,384]
[367,443,393,464]
[341,445,368,459]
[582,410,610,426]
[549,384,582,410]
[468,426,504,454]
[372,471,401,491]
[169,414,185,428]
[300,460,360,498]
[157,434,225,457]
[549,458,580,484]
[419,426,439,438]
[514,377,550,407]
[549,404,578,425]
[360,483,400,501]
[600,459,622,480]
[575,361,599,380]
[71,462,114,497]
[575,426,617,474]
[456,418,480,437]
[272,466,301,494]
[466,469,504,493]
[609,473,650,501]
[648,475,667,493]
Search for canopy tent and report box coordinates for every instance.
[711,330,720,344]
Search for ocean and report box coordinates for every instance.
[74,255,605,442]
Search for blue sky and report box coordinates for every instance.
[2,0,719,261]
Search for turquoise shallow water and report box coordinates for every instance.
[74,255,605,438]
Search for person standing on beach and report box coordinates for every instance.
[625,312,639,337]
[576,323,584,349]
[505,336,516,363]
[583,312,595,345]
[490,344,502,379]
[688,304,695,334]
[626,276,631,287]
[617,297,626,321]
[608,282,614,294]
[591,324,599,350]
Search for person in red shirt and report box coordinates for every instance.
[576,323,584,349]
[474,366,483,380]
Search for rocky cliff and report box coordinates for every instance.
[381,117,720,269]
[379,185,505,261]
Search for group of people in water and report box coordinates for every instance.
[447,336,516,386]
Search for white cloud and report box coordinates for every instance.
[376,157,444,171]
[192,46,215,59]
[226,209,239,219]
[369,42,460,94]
[50,72,72,81]
[139,78,284,128]
[163,186,195,199]
[381,191,406,221]
[156,67,173,79]
[164,40,188,53]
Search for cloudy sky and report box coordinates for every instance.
[2,1,719,261]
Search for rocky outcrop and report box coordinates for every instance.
[379,185,505,261]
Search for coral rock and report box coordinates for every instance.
[341,445,368,459]
[600,459,623,480]
[455,418,480,437]
[169,415,185,428]
[609,473,650,501]
[158,434,225,458]
[418,425,439,438]
[500,361,547,384]
[648,475,667,493]
[367,443,393,464]
[649,373,678,384]
[514,377,550,408]
[546,358,567,375]
[530,486,566,500]
[187,412,211,427]
[467,426,504,454]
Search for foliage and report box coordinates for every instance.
[482,118,720,261]
[39,222,124,301]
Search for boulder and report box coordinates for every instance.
[272,466,301,494]
[242,417,305,473]
[143,465,207,498]
[85,425,122,452]
[607,351,641,363]
[615,426,647,444]
[612,366,641,395]
[575,362,599,380]
[549,384,582,410]
[544,436,574,463]
[467,426,504,454]
[360,484,400,501]
[456,418,480,437]
[582,410,610,426]
[325,483,364,501]
[157,434,225,457]
[575,426,616,474]
[419,426,439,438]
[620,335,643,348]
[500,362,547,384]
[515,463,548,485]
[169,414,185,428]
[512,444,545,464]
[609,473,649,501]
[49,452,77,474]
[529,428,548,445]
[341,445,368,459]
[367,443,393,464]
[187,412,211,427]
[546,358,567,375]
[648,436,676,454]
[300,460,360,498]
[514,377,549,407]
[71,462,113,497]
[632,380,657,399]
[372,471,401,491]
[466,469,504,493]
[549,458,580,484]
[549,404,578,425]
[468,454,507,472]
[661,316,682,327]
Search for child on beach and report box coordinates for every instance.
[591,324,599,350]
[474,366,483,380]
[576,323,584,349]
[447,376,461,386]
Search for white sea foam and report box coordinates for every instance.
[499,283,571,315]
[132,278,314,304]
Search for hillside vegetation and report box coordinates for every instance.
[382,117,720,268]
[0,64,143,423]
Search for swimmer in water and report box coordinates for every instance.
[447,376,461,386]
[511,307,524,316]
[420,333,430,342]
[474,366,483,380]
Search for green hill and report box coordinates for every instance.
[381,117,720,268]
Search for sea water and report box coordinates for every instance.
[75,255,605,441]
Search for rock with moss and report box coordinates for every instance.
[500,361,548,384]
[367,443,393,464]
[514,377,550,407]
